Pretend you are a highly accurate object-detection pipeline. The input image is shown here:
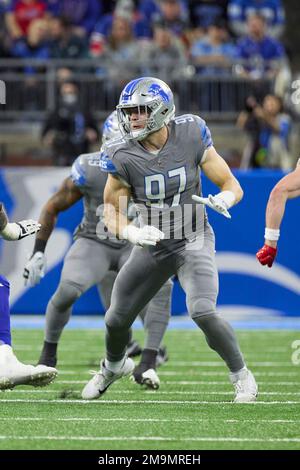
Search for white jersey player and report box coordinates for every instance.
[0,204,57,390]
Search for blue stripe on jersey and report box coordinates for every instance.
[198,119,213,148]
[99,152,117,174]
[71,157,86,187]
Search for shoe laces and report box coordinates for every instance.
[234,380,244,394]
[88,370,104,384]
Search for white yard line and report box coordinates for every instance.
[3,390,300,396]
[158,371,300,377]
[1,399,300,405]
[163,381,300,386]
[54,370,300,377]
[54,380,300,386]
[13,346,289,354]
[0,435,300,443]
[161,361,297,367]
[40,361,297,367]
[19,360,297,367]
[0,417,299,424]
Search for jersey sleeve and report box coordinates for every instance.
[70,155,87,188]
[194,115,214,164]
[100,148,131,186]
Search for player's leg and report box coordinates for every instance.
[0,275,57,390]
[117,246,172,387]
[132,278,173,389]
[38,238,111,366]
[97,271,117,310]
[116,244,143,357]
[177,229,257,403]
[98,247,142,358]
[82,247,174,399]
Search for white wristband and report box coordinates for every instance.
[0,222,21,241]
[216,191,236,209]
[264,227,280,241]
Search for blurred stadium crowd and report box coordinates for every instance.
[0,0,299,169]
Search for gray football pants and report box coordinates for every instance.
[45,237,172,351]
[105,231,245,373]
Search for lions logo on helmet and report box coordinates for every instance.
[102,110,121,144]
[116,77,175,141]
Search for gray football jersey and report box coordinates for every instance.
[100,114,213,253]
[70,152,127,248]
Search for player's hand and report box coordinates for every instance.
[122,224,165,247]
[23,251,46,286]
[256,244,277,268]
[192,194,231,219]
[0,220,41,241]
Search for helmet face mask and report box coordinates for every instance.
[117,77,175,141]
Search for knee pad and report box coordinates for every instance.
[187,296,217,319]
[105,306,132,331]
[51,281,83,311]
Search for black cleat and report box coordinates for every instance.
[38,341,57,368]
[126,340,142,358]
[132,363,160,390]
[131,348,160,389]
[156,346,169,367]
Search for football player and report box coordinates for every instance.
[0,204,57,390]
[82,77,258,403]
[23,111,172,390]
[256,160,300,267]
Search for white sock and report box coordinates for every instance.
[0,344,13,352]
[230,366,247,380]
[0,344,14,363]
[105,357,125,373]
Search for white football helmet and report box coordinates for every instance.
[116,76,175,141]
[102,110,121,144]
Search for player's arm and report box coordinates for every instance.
[103,174,132,237]
[103,174,164,246]
[256,165,300,267]
[35,177,82,247]
[23,177,82,285]
[192,146,243,218]
[0,203,41,241]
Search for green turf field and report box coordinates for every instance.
[1,328,300,450]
